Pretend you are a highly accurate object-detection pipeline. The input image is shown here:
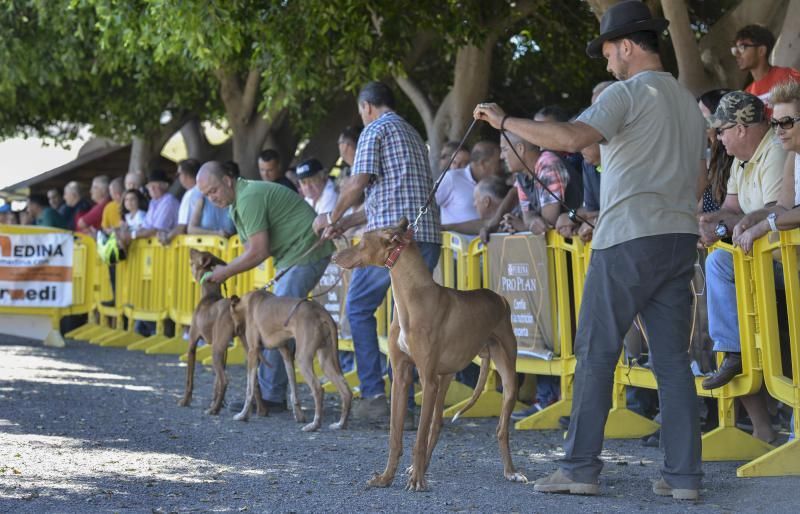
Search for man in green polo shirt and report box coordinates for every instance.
[27,194,68,229]
[197,161,333,411]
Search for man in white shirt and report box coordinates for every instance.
[159,159,202,245]
[297,158,338,215]
[435,140,503,233]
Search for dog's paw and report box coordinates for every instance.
[404,465,414,476]
[301,422,321,432]
[367,472,393,488]
[205,407,221,416]
[328,421,346,430]
[405,472,429,492]
[233,412,249,422]
[505,471,528,483]
[177,398,191,407]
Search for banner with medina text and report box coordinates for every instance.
[0,231,74,308]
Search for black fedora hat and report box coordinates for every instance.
[586,1,668,58]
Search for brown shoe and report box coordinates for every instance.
[652,478,699,500]
[701,353,742,390]
[533,469,599,495]
[352,395,390,421]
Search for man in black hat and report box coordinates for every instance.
[296,157,338,214]
[475,0,705,500]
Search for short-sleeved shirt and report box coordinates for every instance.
[514,151,570,214]
[726,128,786,214]
[101,200,122,230]
[435,165,479,225]
[142,193,179,232]
[305,179,339,215]
[178,186,203,225]
[745,66,800,112]
[35,207,68,229]
[198,197,236,236]
[351,111,440,244]
[230,179,333,269]
[76,200,108,233]
[576,71,704,249]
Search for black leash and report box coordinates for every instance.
[498,128,595,229]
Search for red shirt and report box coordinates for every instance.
[745,66,800,115]
[76,199,108,233]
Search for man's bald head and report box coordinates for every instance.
[197,161,236,208]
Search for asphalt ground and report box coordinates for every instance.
[0,334,797,513]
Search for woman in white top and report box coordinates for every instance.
[121,189,147,233]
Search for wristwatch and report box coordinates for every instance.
[767,212,779,232]
[714,220,729,238]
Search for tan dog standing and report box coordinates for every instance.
[333,217,526,491]
[178,250,267,416]
[229,290,352,431]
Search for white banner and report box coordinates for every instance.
[0,231,74,308]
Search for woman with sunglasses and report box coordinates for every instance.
[734,81,800,252]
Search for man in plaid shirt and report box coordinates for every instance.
[318,81,441,424]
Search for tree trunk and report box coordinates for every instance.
[773,0,800,68]
[216,69,278,179]
[297,95,360,168]
[128,114,187,172]
[662,0,715,95]
[180,117,216,162]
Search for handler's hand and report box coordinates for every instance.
[321,223,343,241]
[312,213,330,235]
[209,264,228,283]
[577,222,594,243]
[555,213,576,239]
[473,102,506,130]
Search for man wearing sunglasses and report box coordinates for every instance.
[697,90,787,444]
[732,25,800,113]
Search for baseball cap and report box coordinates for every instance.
[295,158,324,180]
[147,169,171,184]
[707,91,765,129]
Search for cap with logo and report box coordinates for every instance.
[295,158,325,180]
[707,91,765,128]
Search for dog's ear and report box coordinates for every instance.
[397,216,409,232]
[209,254,228,267]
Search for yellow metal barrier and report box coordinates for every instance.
[0,225,96,346]
[737,229,800,476]
[609,241,772,461]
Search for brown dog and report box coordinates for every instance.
[229,289,352,431]
[333,217,526,491]
[178,249,266,416]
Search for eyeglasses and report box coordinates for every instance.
[715,124,737,136]
[730,43,759,56]
[769,115,800,131]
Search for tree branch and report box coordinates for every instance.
[661,0,714,95]
[394,75,434,136]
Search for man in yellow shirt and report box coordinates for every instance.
[102,177,124,231]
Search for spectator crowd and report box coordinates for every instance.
[2,4,799,499]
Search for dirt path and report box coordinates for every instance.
[0,335,796,513]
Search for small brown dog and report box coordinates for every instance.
[178,249,267,415]
[333,217,526,491]
[229,289,352,431]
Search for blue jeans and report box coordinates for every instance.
[707,250,783,353]
[346,242,441,400]
[257,256,330,403]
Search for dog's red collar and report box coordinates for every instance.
[384,228,414,269]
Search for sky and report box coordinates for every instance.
[0,135,88,191]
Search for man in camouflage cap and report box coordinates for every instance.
[706,90,766,129]
[698,89,786,444]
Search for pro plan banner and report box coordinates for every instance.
[487,233,554,359]
[0,232,73,307]
[311,262,351,339]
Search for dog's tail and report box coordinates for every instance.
[451,352,490,423]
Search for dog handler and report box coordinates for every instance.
[197,161,334,412]
[474,1,705,500]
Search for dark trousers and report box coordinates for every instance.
[560,234,703,489]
